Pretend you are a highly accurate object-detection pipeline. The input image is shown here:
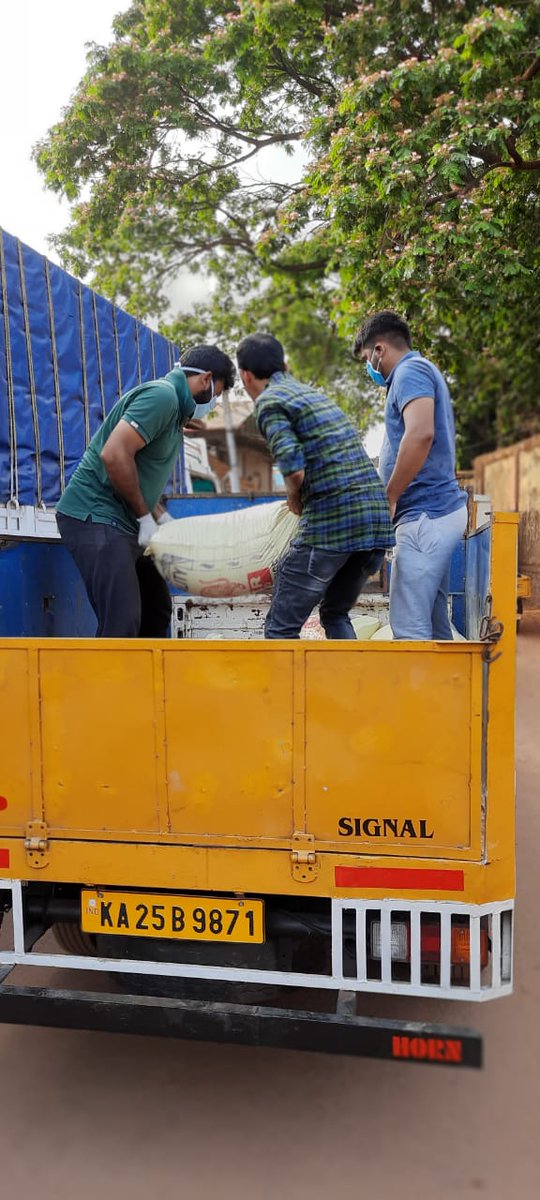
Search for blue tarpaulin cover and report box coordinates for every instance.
[0,228,180,506]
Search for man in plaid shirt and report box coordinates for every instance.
[237,333,394,638]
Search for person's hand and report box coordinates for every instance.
[287,493,303,516]
[157,510,174,526]
[137,512,159,547]
[184,419,207,436]
[285,469,304,516]
[386,488,397,521]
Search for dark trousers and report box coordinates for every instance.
[265,543,385,639]
[56,513,172,638]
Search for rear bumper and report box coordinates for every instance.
[0,982,483,1067]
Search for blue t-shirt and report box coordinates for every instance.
[378,351,466,524]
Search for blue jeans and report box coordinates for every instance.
[390,506,468,639]
[265,543,385,639]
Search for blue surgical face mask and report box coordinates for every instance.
[365,350,387,387]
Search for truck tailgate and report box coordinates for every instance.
[1,638,483,860]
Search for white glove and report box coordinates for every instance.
[157,510,174,525]
[137,513,159,548]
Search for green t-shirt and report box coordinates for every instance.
[57,369,195,534]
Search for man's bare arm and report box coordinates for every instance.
[386,396,435,517]
[100,420,149,517]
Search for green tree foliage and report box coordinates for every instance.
[36,1,540,461]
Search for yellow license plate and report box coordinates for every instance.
[81,890,265,944]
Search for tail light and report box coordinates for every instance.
[451,924,489,966]
[370,920,489,968]
[371,920,408,962]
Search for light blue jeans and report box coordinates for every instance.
[390,506,468,639]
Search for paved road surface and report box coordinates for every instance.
[1,619,539,1199]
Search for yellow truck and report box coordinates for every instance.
[0,512,517,1068]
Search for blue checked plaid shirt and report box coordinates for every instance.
[255,372,395,553]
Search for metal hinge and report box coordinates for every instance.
[479,594,504,663]
[24,820,50,869]
[291,833,318,882]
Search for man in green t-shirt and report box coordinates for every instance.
[56,344,235,637]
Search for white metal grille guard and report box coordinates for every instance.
[0,882,513,1002]
[0,503,60,540]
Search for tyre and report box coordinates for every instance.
[53,922,96,957]
[95,932,295,1004]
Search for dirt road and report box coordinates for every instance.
[1,621,539,1199]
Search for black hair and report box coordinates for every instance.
[353,311,412,356]
[236,333,285,379]
[180,344,236,389]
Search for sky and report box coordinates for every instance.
[0,0,132,258]
[0,0,383,453]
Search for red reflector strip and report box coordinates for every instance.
[335,866,464,891]
[0,848,10,868]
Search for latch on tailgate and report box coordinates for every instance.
[480,594,504,663]
[291,833,318,883]
[24,820,50,869]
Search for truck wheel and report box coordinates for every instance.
[53,922,96,957]
[95,933,294,1004]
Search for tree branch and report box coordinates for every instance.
[486,157,540,173]
[269,257,330,274]
[147,130,305,188]
[519,55,540,83]
[470,142,540,174]
[163,78,303,145]
[505,134,523,166]
[270,47,336,101]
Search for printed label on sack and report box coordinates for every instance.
[247,567,273,593]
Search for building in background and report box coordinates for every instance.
[474,435,540,607]
[197,400,279,495]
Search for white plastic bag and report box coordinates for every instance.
[148,501,299,597]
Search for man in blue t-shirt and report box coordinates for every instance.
[354,311,467,639]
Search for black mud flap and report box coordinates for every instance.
[0,982,482,1067]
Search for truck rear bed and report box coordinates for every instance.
[0,513,517,1030]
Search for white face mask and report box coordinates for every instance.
[179,364,218,417]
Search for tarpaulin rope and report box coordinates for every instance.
[44,257,66,494]
[135,321,142,385]
[111,305,122,401]
[0,231,18,501]
[77,282,91,447]
[17,239,43,506]
[150,330,157,378]
[91,291,106,422]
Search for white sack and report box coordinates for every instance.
[370,622,467,641]
[370,622,394,641]
[148,501,299,597]
[351,614,381,640]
